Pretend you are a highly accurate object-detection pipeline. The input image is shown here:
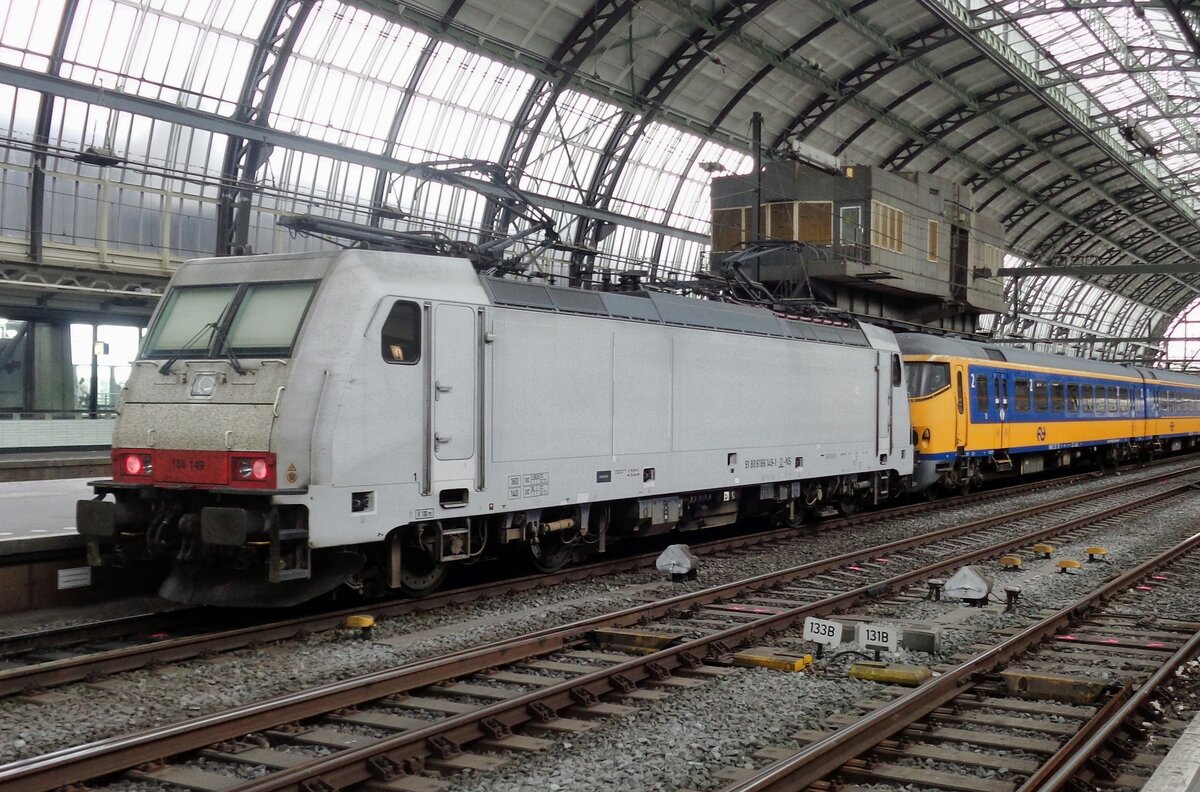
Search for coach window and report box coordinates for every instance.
[1067,384,1080,412]
[1082,384,1094,413]
[1051,383,1065,413]
[1033,380,1049,411]
[975,376,989,413]
[1015,378,1031,412]
[380,301,421,364]
[1106,387,1118,412]
[1119,388,1130,414]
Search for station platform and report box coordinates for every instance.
[0,473,157,613]
[1145,711,1200,791]
[0,448,110,482]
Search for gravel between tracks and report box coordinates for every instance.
[446,492,1200,792]
[0,460,1197,783]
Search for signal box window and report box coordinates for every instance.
[381,301,421,365]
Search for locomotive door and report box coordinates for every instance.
[430,303,477,488]
[876,351,891,457]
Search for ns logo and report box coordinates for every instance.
[1036,426,1047,442]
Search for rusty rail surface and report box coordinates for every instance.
[1015,624,1200,791]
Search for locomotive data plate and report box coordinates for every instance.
[156,450,228,484]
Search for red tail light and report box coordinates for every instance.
[230,454,276,488]
[115,451,153,480]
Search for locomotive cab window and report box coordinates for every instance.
[381,301,421,364]
[143,280,317,359]
[225,281,317,356]
[906,362,949,398]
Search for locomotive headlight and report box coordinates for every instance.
[190,373,217,397]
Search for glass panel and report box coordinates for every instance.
[381,301,421,365]
[1051,383,1065,411]
[975,376,989,413]
[712,208,744,251]
[767,202,794,240]
[225,282,317,355]
[905,362,949,398]
[143,285,237,356]
[797,202,833,245]
[1033,381,1049,410]
[1015,379,1031,411]
[1067,384,1079,411]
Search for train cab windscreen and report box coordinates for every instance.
[144,281,318,359]
[906,361,950,398]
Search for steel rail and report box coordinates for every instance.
[0,476,1188,791]
[0,522,799,696]
[3,478,1178,792]
[1017,622,1200,791]
[0,460,1153,696]
[718,531,1200,792]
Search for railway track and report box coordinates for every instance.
[1,466,1195,790]
[0,457,1181,699]
[715,531,1200,792]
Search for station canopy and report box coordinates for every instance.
[0,0,1197,366]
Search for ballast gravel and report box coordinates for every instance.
[1,458,1199,788]
[446,494,1200,792]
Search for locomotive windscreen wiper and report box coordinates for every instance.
[210,319,246,375]
[158,321,218,375]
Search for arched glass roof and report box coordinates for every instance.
[0,0,1197,363]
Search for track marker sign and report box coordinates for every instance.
[803,616,842,649]
[861,622,899,653]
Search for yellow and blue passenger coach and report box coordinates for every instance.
[897,333,1200,493]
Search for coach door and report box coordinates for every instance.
[992,372,1010,449]
[429,303,478,496]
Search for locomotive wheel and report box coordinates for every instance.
[836,497,861,517]
[398,546,449,597]
[527,533,574,573]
